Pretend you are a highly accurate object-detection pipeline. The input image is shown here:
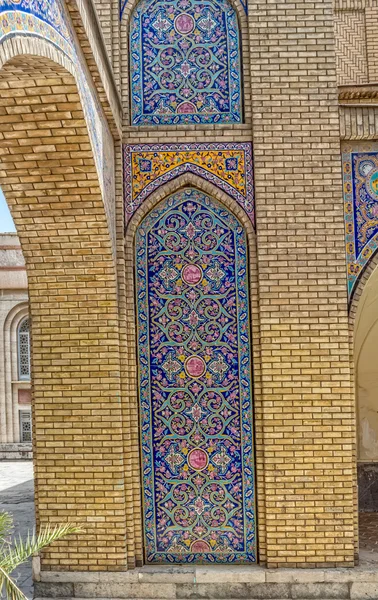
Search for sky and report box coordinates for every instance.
[0,188,16,232]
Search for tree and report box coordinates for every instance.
[0,511,81,600]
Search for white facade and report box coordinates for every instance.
[0,233,31,451]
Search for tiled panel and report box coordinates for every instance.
[136,188,256,563]
[129,0,242,125]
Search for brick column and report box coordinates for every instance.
[249,0,356,567]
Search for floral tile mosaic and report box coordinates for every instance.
[123,143,254,225]
[136,188,256,563]
[121,0,248,19]
[343,143,378,298]
[128,0,242,125]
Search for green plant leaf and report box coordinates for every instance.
[0,523,82,600]
[0,512,13,542]
[0,566,27,600]
[0,524,82,573]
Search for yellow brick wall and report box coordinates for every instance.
[334,11,368,86]
[334,1,378,86]
[365,6,378,82]
[248,0,355,567]
[115,0,359,570]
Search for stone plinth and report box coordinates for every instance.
[34,565,378,600]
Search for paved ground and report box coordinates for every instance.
[0,461,35,599]
[359,512,378,565]
[2,460,378,600]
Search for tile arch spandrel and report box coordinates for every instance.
[123,142,255,225]
[342,142,378,301]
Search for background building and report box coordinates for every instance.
[0,233,31,459]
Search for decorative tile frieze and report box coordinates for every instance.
[123,142,254,225]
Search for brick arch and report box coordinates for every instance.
[120,0,252,127]
[349,252,378,326]
[347,251,378,556]
[123,172,265,566]
[0,47,128,570]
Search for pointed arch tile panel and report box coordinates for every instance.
[136,188,256,563]
[123,143,254,226]
[342,142,378,299]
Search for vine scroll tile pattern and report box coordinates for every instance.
[343,145,378,298]
[136,188,256,563]
[123,143,254,225]
[128,0,242,125]
[121,0,248,18]
[0,0,116,249]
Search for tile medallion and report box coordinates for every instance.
[343,143,378,298]
[129,0,242,125]
[0,0,116,250]
[123,143,254,225]
[136,188,256,563]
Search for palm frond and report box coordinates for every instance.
[0,524,82,573]
[0,566,27,600]
[0,513,13,542]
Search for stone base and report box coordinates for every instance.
[0,443,32,460]
[34,565,378,600]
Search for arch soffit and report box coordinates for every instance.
[350,253,378,366]
[0,36,75,79]
[0,37,96,177]
[0,36,116,258]
[350,251,378,328]
[126,173,256,245]
[0,5,120,136]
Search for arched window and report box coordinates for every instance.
[18,317,30,381]
[129,0,243,126]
